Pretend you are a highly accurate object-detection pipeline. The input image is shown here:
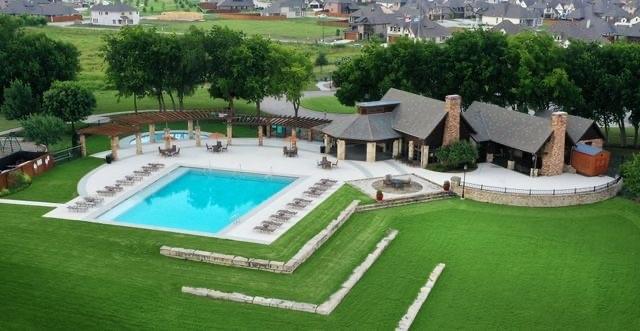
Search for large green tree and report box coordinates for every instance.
[0,80,39,120]
[169,28,206,111]
[42,81,96,143]
[281,50,314,117]
[20,114,65,149]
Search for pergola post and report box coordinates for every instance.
[258,126,264,146]
[149,124,156,143]
[110,136,119,161]
[226,122,233,145]
[164,127,171,149]
[323,134,331,154]
[79,134,87,157]
[187,120,194,139]
[291,128,297,148]
[307,129,313,141]
[135,132,143,155]
[408,140,414,160]
[266,123,271,138]
[366,142,376,163]
[392,139,399,158]
[195,125,202,147]
[337,139,346,160]
[420,145,429,168]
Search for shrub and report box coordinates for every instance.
[7,172,31,190]
[315,52,329,67]
[0,188,9,197]
[621,153,640,197]
[20,114,66,149]
[434,140,478,171]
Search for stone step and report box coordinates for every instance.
[356,192,454,212]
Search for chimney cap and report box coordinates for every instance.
[445,94,461,101]
[551,111,568,117]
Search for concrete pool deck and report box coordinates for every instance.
[44,137,614,244]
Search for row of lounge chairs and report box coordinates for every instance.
[159,146,180,157]
[253,178,338,234]
[67,196,105,213]
[93,163,165,198]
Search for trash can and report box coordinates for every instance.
[320,145,326,154]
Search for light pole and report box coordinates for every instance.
[461,164,468,200]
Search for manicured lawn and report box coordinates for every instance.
[0,117,19,132]
[301,95,356,114]
[1,188,639,329]
[6,157,104,203]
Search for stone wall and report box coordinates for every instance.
[181,229,399,315]
[450,178,622,207]
[396,263,446,331]
[442,95,461,146]
[161,200,360,273]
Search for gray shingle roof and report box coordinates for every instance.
[546,5,615,42]
[491,20,532,35]
[408,18,452,38]
[322,112,401,141]
[483,2,542,19]
[91,3,137,12]
[535,109,603,143]
[385,88,448,140]
[217,0,255,8]
[463,101,552,154]
[1,0,78,16]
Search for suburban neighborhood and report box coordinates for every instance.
[0,0,639,330]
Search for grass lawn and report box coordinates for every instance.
[1,178,639,329]
[301,95,356,114]
[0,117,19,132]
[6,157,104,203]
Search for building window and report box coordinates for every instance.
[112,19,116,24]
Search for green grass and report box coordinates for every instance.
[6,157,104,203]
[1,183,639,329]
[0,117,19,132]
[301,95,356,114]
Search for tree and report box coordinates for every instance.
[621,153,640,197]
[315,51,329,72]
[204,26,246,114]
[20,114,65,149]
[0,80,39,120]
[169,28,206,111]
[281,51,314,117]
[42,81,96,143]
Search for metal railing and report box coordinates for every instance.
[50,145,82,163]
[461,176,622,196]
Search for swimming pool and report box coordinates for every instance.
[126,131,209,145]
[98,167,296,235]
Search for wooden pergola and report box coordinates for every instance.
[77,111,330,160]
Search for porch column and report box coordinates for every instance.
[420,145,429,168]
[226,123,233,145]
[110,136,119,161]
[258,126,264,146]
[323,134,330,154]
[163,127,171,149]
[291,128,297,148]
[398,138,403,155]
[187,120,194,139]
[408,140,414,160]
[392,139,399,158]
[307,129,313,141]
[149,124,156,143]
[195,126,202,147]
[381,142,387,153]
[366,142,376,163]
[135,132,143,155]
[486,153,493,163]
[337,139,346,160]
[266,123,272,138]
[79,134,87,157]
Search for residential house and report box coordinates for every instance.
[547,5,616,45]
[90,2,139,26]
[491,19,534,34]
[324,0,358,15]
[216,0,255,11]
[480,2,544,26]
[0,0,81,22]
[377,0,407,10]
[308,0,324,11]
[0,0,10,9]
[387,16,452,43]
[263,0,306,17]
[346,4,401,40]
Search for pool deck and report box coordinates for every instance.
[44,137,614,244]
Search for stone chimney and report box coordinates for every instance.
[540,111,567,176]
[442,95,461,146]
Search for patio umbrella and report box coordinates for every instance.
[287,135,297,148]
[209,132,223,143]
[163,128,172,149]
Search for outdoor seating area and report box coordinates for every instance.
[159,146,180,157]
[206,141,229,153]
[283,146,298,157]
[253,178,337,234]
[317,156,339,170]
[93,163,165,199]
[67,196,105,213]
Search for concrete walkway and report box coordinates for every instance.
[0,198,63,208]
[261,90,350,121]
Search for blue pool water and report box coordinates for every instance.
[128,131,208,145]
[98,168,295,235]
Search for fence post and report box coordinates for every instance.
[553,189,556,195]
[529,189,531,195]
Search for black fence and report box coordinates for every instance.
[50,146,82,163]
[462,176,622,196]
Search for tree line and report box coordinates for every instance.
[333,30,640,147]
[101,26,314,117]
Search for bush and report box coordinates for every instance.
[315,52,329,67]
[434,140,478,171]
[20,114,66,149]
[7,172,31,190]
[621,153,640,197]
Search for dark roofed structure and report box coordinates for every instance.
[535,110,605,144]
[1,0,80,21]
[384,88,448,140]
[90,2,137,12]
[322,112,401,141]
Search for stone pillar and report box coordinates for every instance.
[307,129,313,141]
[540,111,567,176]
[366,142,376,163]
[381,142,387,153]
[258,126,264,146]
[443,94,461,146]
[392,139,399,158]
[110,136,119,161]
[195,126,202,147]
[226,123,233,145]
[486,153,493,163]
[266,124,271,138]
[408,140,414,160]
[163,127,171,149]
[135,132,143,155]
[337,139,346,160]
[79,134,87,157]
[149,124,156,143]
[421,145,429,168]
[187,120,194,139]
[324,134,331,154]
[291,128,297,148]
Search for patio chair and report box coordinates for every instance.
[331,159,338,167]
[283,146,289,156]
[254,223,277,233]
[116,179,135,186]
[158,147,170,157]
[221,144,228,152]
[97,189,116,197]
[287,199,311,209]
[206,143,214,152]
[83,196,104,204]
[263,219,284,227]
[169,147,180,157]
[277,209,297,216]
[134,170,151,176]
[75,200,96,208]
[290,147,298,157]
[105,185,123,192]
[212,145,221,153]
[142,166,158,172]
[320,178,337,185]
[303,190,323,198]
[67,204,88,213]
[293,198,312,203]
[125,175,143,182]
[270,212,293,221]
[148,163,165,168]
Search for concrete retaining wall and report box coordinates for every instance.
[182,229,398,315]
[450,178,623,207]
[161,200,360,273]
[396,263,446,331]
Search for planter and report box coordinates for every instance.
[376,190,383,201]
[105,154,113,164]
[443,180,450,192]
